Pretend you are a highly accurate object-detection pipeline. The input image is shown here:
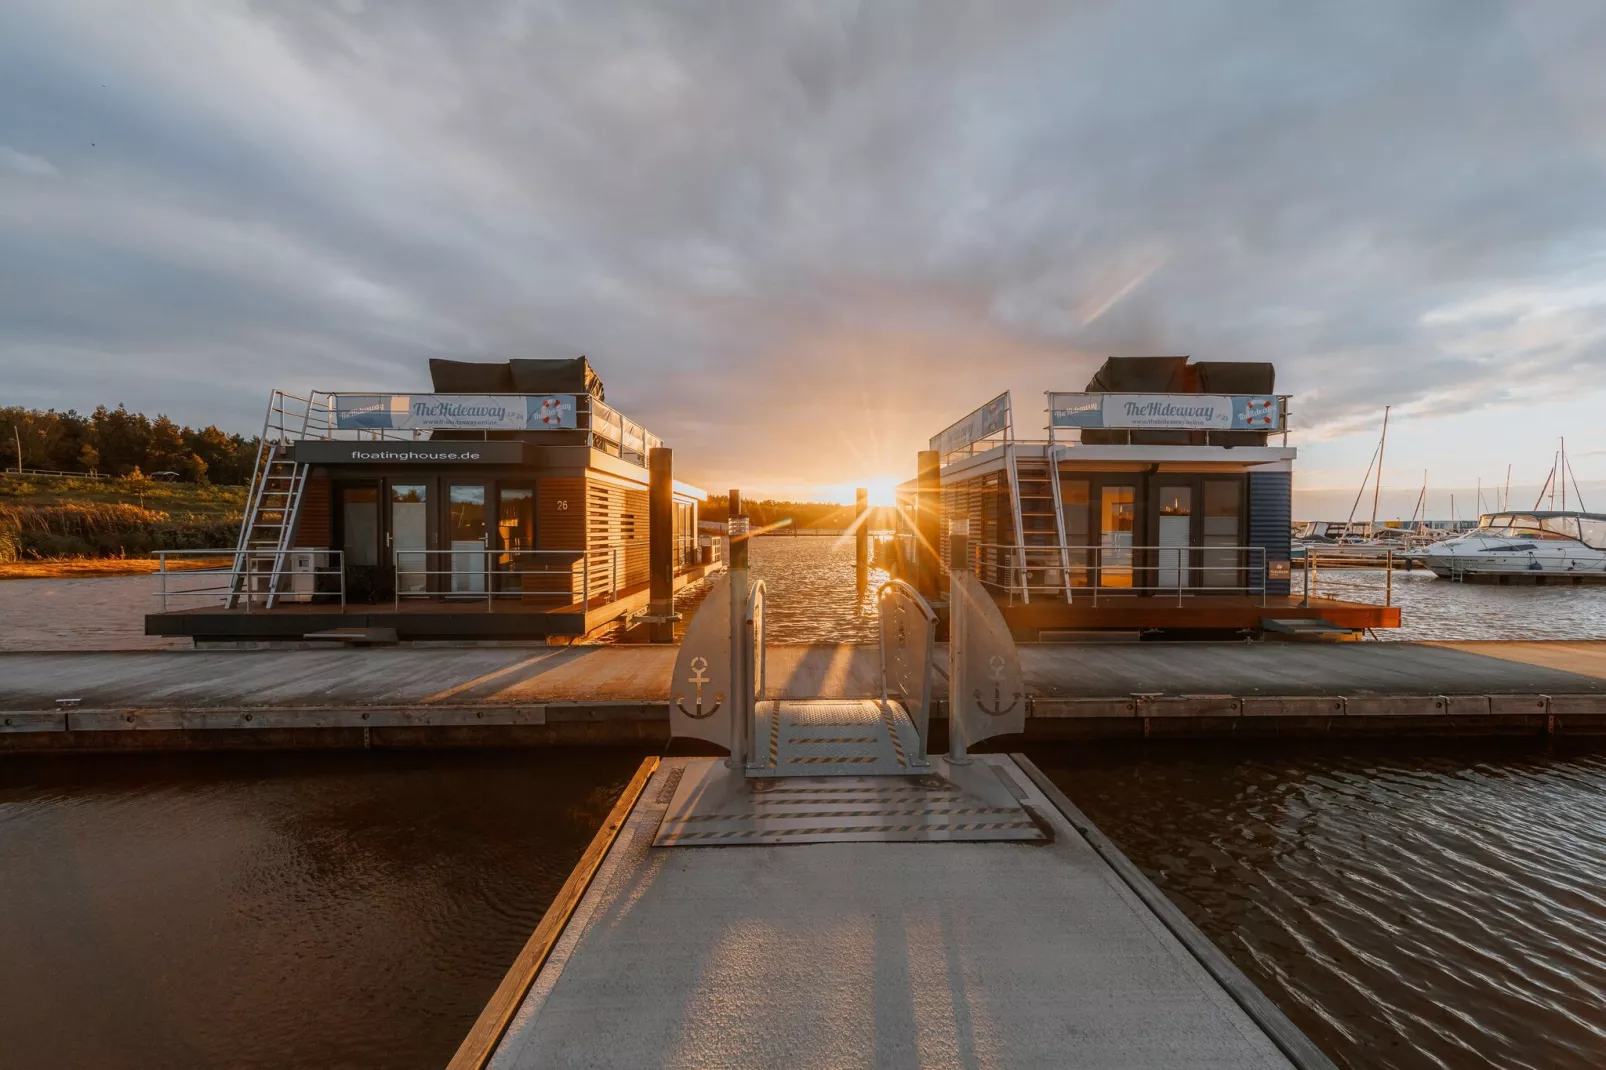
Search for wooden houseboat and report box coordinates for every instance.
[900,356,1400,638]
[146,358,717,643]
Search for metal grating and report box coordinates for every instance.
[654,758,1047,846]
[748,699,928,779]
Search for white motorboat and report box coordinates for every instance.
[1408,511,1606,580]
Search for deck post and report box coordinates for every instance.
[916,450,941,601]
[727,497,750,767]
[648,447,675,643]
[855,487,869,596]
[948,519,971,764]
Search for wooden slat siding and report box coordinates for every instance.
[1248,470,1293,595]
[586,477,651,595]
[292,475,332,547]
[538,476,586,601]
[447,756,659,1070]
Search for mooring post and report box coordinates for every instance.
[855,486,869,597]
[727,490,749,767]
[948,518,971,764]
[648,447,675,643]
[916,450,941,601]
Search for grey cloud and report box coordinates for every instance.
[2,0,1605,488]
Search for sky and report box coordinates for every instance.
[4,1,1606,512]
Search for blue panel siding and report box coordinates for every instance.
[1248,472,1293,595]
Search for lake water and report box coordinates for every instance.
[6,743,1606,1069]
[6,540,1606,1067]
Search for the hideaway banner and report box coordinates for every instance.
[333,394,578,431]
[1048,393,1282,431]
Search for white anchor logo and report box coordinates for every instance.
[674,654,723,720]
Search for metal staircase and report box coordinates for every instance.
[229,391,317,609]
[1005,446,1071,603]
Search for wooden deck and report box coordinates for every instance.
[996,594,1398,635]
[6,641,1606,752]
[144,564,719,642]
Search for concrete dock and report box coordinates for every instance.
[4,641,1606,751]
[449,754,1330,1069]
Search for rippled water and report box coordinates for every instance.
[0,750,647,1070]
[1035,741,1606,1070]
[1311,567,1606,641]
[7,745,1606,1068]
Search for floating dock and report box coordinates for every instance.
[448,754,1332,1070]
[4,641,1606,752]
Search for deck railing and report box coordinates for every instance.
[391,547,629,612]
[1301,550,1397,608]
[154,549,346,612]
[969,542,1269,606]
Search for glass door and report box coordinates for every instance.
[496,487,535,594]
[1099,485,1135,588]
[390,484,428,595]
[337,483,383,602]
[1157,485,1192,589]
[447,484,488,595]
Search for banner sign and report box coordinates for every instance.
[292,440,529,465]
[1049,393,1282,431]
[333,394,578,431]
[930,392,1011,454]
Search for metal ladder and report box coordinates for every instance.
[1005,446,1071,604]
[229,391,316,609]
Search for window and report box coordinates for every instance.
[1061,477,1090,586]
[1201,480,1241,589]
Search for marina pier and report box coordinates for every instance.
[5,641,1606,753]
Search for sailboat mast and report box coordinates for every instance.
[1504,464,1511,511]
[1369,406,1390,536]
[1561,438,1567,511]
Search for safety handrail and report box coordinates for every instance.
[968,542,1270,606]
[876,579,936,763]
[154,548,345,612]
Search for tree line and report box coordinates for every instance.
[0,405,259,486]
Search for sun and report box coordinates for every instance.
[866,477,898,507]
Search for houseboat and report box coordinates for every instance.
[900,356,1400,637]
[146,357,717,643]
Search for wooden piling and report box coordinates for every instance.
[915,450,941,600]
[648,447,674,643]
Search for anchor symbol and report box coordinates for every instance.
[674,655,723,719]
[974,654,1020,718]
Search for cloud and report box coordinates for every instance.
[0,146,55,176]
[3,0,1606,492]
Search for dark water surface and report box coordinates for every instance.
[7,743,1606,1069]
[0,749,649,1070]
[1035,740,1606,1070]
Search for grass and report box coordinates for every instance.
[0,472,247,516]
[0,473,247,564]
[0,556,227,581]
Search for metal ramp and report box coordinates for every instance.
[663,552,1039,844]
[653,758,1044,846]
[747,698,926,778]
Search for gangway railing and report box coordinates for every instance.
[741,579,767,770]
[969,542,1269,606]
[877,580,935,765]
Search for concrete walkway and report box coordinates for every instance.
[476,756,1312,1069]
